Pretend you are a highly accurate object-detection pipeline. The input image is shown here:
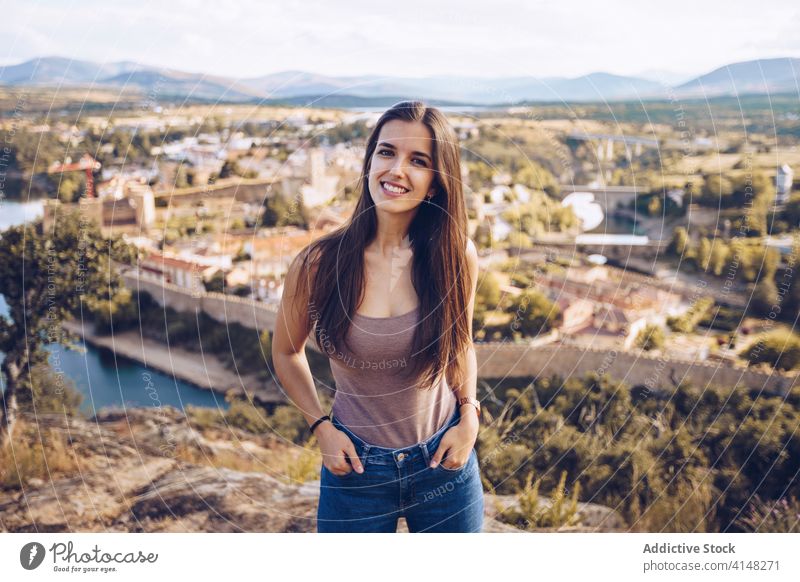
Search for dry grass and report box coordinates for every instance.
[633,472,717,533]
[171,439,321,485]
[494,470,581,530]
[0,420,80,490]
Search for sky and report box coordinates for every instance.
[2,0,799,81]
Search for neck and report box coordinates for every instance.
[372,212,413,256]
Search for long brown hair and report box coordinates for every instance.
[297,100,472,391]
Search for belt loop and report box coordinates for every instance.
[360,443,371,467]
[420,441,431,466]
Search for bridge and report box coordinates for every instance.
[567,132,659,160]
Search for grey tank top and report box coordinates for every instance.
[322,306,457,448]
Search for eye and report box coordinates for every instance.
[377,148,393,156]
[413,158,429,167]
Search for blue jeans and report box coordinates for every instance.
[317,408,484,533]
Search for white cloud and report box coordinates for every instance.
[2,0,799,79]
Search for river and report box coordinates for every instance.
[0,198,228,414]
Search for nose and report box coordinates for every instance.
[389,156,409,176]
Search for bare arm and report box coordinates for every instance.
[450,237,480,418]
[429,237,480,469]
[271,249,327,426]
[271,248,364,475]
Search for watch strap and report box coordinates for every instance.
[457,397,481,419]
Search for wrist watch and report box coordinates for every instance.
[457,396,481,420]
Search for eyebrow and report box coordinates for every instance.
[377,141,432,162]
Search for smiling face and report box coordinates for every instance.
[367,119,437,214]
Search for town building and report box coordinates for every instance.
[42,178,156,238]
[775,164,793,205]
[137,251,219,295]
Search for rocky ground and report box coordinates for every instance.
[0,408,625,533]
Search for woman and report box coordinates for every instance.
[272,100,483,533]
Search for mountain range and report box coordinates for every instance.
[2,56,799,106]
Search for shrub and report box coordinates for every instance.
[667,297,714,333]
[478,374,793,532]
[735,495,800,533]
[635,324,665,351]
[223,394,271,434]
[496,470,581,530]
[741,329,800,371]
[17,362,84,417]
[0,421,78,490]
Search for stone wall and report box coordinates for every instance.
[474,342,798,396]
[123,271,797,395]
[123,271,278,332]
[155,178,280,206]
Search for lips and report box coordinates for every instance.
[381,180,410,195]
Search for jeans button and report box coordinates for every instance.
[397,452,406,461]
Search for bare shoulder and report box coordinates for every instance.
[274,243,323,356]
[283,242,324,309]
[466,237,478,261]
[466,237,478,273]
[288,242,323,281]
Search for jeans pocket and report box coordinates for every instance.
[322,463,358,480]
[437,463,465,473]
[436,449,473,473]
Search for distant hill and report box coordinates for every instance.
[0,56,149,85]
[2,55,799,105]
[518,72,663,101]
[101,69,264,102]
[676,57,800,96]
[265,93,477,109]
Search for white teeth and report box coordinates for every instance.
[382,182,408,194]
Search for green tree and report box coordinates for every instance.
[749,173,775,237]
[668,226,689,257]
[0,212,133,446]
[501,191,576,237]
[696,237,712,271]
[749,278,779,317]
[262,194,288,227]
[476,272,502,310]
[279,194,309,229]
[636,324,665,351]
[731,242,778,283]
[513,162,559,196]
[507,231,533,250]
[742,330,800,371]
[262,193,309,229]
[16,361,83,416]
[86,286,138,336]
[467,161,495,188]
[667,297,714,333]
[58,175,82,203]
[204,270,226,293]
[647,195,662,217]
[218,160,236,179]
[708,239,730,277]
[508,290,560,337]
[474,222,494,250]
[700,173,733,206]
